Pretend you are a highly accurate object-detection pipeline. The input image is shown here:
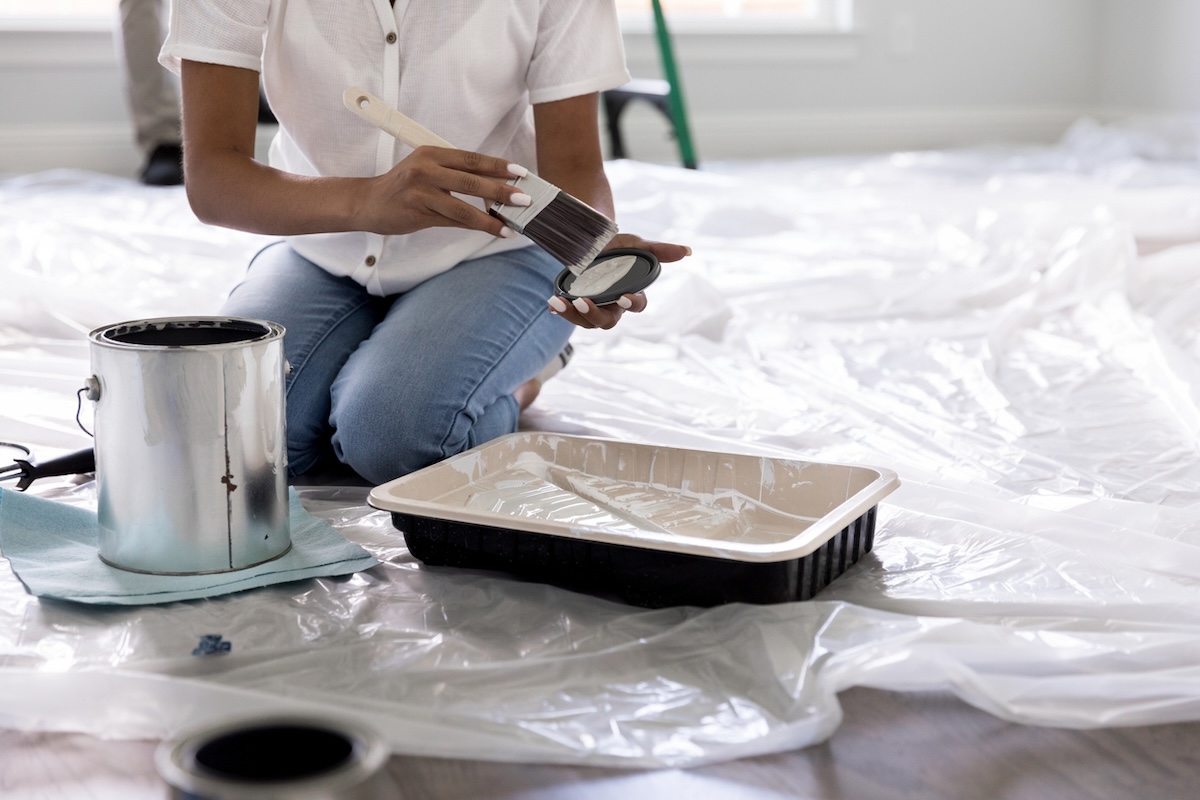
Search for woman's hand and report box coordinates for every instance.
[547,233,691,330]
[525,94,689,330]
[356,147,534,238]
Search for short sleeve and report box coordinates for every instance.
[526,1,632,105]
[160,0,271,75]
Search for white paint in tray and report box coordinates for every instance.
[462,452,820,543]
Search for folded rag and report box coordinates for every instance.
[0,487,378,605]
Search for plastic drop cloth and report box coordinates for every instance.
[4,116,1200,768]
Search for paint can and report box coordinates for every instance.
[155,715,392,799]
[86,317,290,575]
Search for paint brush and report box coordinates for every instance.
[343,87,618,275]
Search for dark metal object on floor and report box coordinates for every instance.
[0,447,95,492]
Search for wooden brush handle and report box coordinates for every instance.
[342,87,456,149]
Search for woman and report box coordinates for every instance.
[161,2,690,484]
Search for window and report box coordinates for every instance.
[3,1,853,33]
[616,0,854,33]
[1,0,113,13]
[0,0,116,28]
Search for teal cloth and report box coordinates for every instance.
[0,487,378,605]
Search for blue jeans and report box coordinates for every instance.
[221,242,572,484]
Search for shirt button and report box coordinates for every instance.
[386,32,397,44]
[365,255,377,267]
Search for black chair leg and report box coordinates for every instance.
[602,93,631,160]
[257,90,276,125]
[603,78,697,168]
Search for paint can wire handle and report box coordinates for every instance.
[76,376,100,437]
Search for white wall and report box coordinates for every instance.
[0,1,1196,177]
[0,27,140,177]
[1098,0,1200,113]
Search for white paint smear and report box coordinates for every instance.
[460,452,818,543]
[568,254,637,297]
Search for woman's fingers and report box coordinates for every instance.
[367,147,533,237]
[604,233,691,263]
[423,147,533,207]
[416,189,516,238]
[616,292,648,312]
[545,235,673,330]
[548,293,647,330]
[429,149,536,222]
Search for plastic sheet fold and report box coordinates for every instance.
[4,117,1200,766]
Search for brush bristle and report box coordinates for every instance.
[521,193,618,274]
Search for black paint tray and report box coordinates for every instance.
[368,433,900,608]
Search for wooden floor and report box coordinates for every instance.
[3,687,1198,799]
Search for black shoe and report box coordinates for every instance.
[141,143,184,186]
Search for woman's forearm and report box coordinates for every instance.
[532,93,616,221]
[181,60,371,235]
[181,60,527,240]
[185,149,370,235]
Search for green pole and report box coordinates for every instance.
[651,0,698,168]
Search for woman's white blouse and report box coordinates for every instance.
[162,0,631,295]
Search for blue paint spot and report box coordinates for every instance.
[192,634,232,656]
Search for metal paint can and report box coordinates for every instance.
[155,716,393,800]
[87,317,289,575]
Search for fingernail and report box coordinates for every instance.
[508,164,529,177]
[498,226,515,238]
[509,192,532,207]
[617,296,633,309]
[684,246,693,256]
[548,296,569,313]
[572,298,590,314]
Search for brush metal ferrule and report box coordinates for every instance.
[489,171,619,275]
[489,173,561,234]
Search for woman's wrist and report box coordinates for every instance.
[332,175,379,234]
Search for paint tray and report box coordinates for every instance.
[368,434,900,608]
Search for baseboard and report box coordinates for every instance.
[0,124,278,179]
[0,106,1106,178]
[606,105,1098,164]
[0,123,141,178]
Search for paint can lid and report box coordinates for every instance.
[554,248,660,306]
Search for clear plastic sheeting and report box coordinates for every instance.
[4,117,1200,767]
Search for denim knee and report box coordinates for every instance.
[330,400,450,484]
[331,387,520,484]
